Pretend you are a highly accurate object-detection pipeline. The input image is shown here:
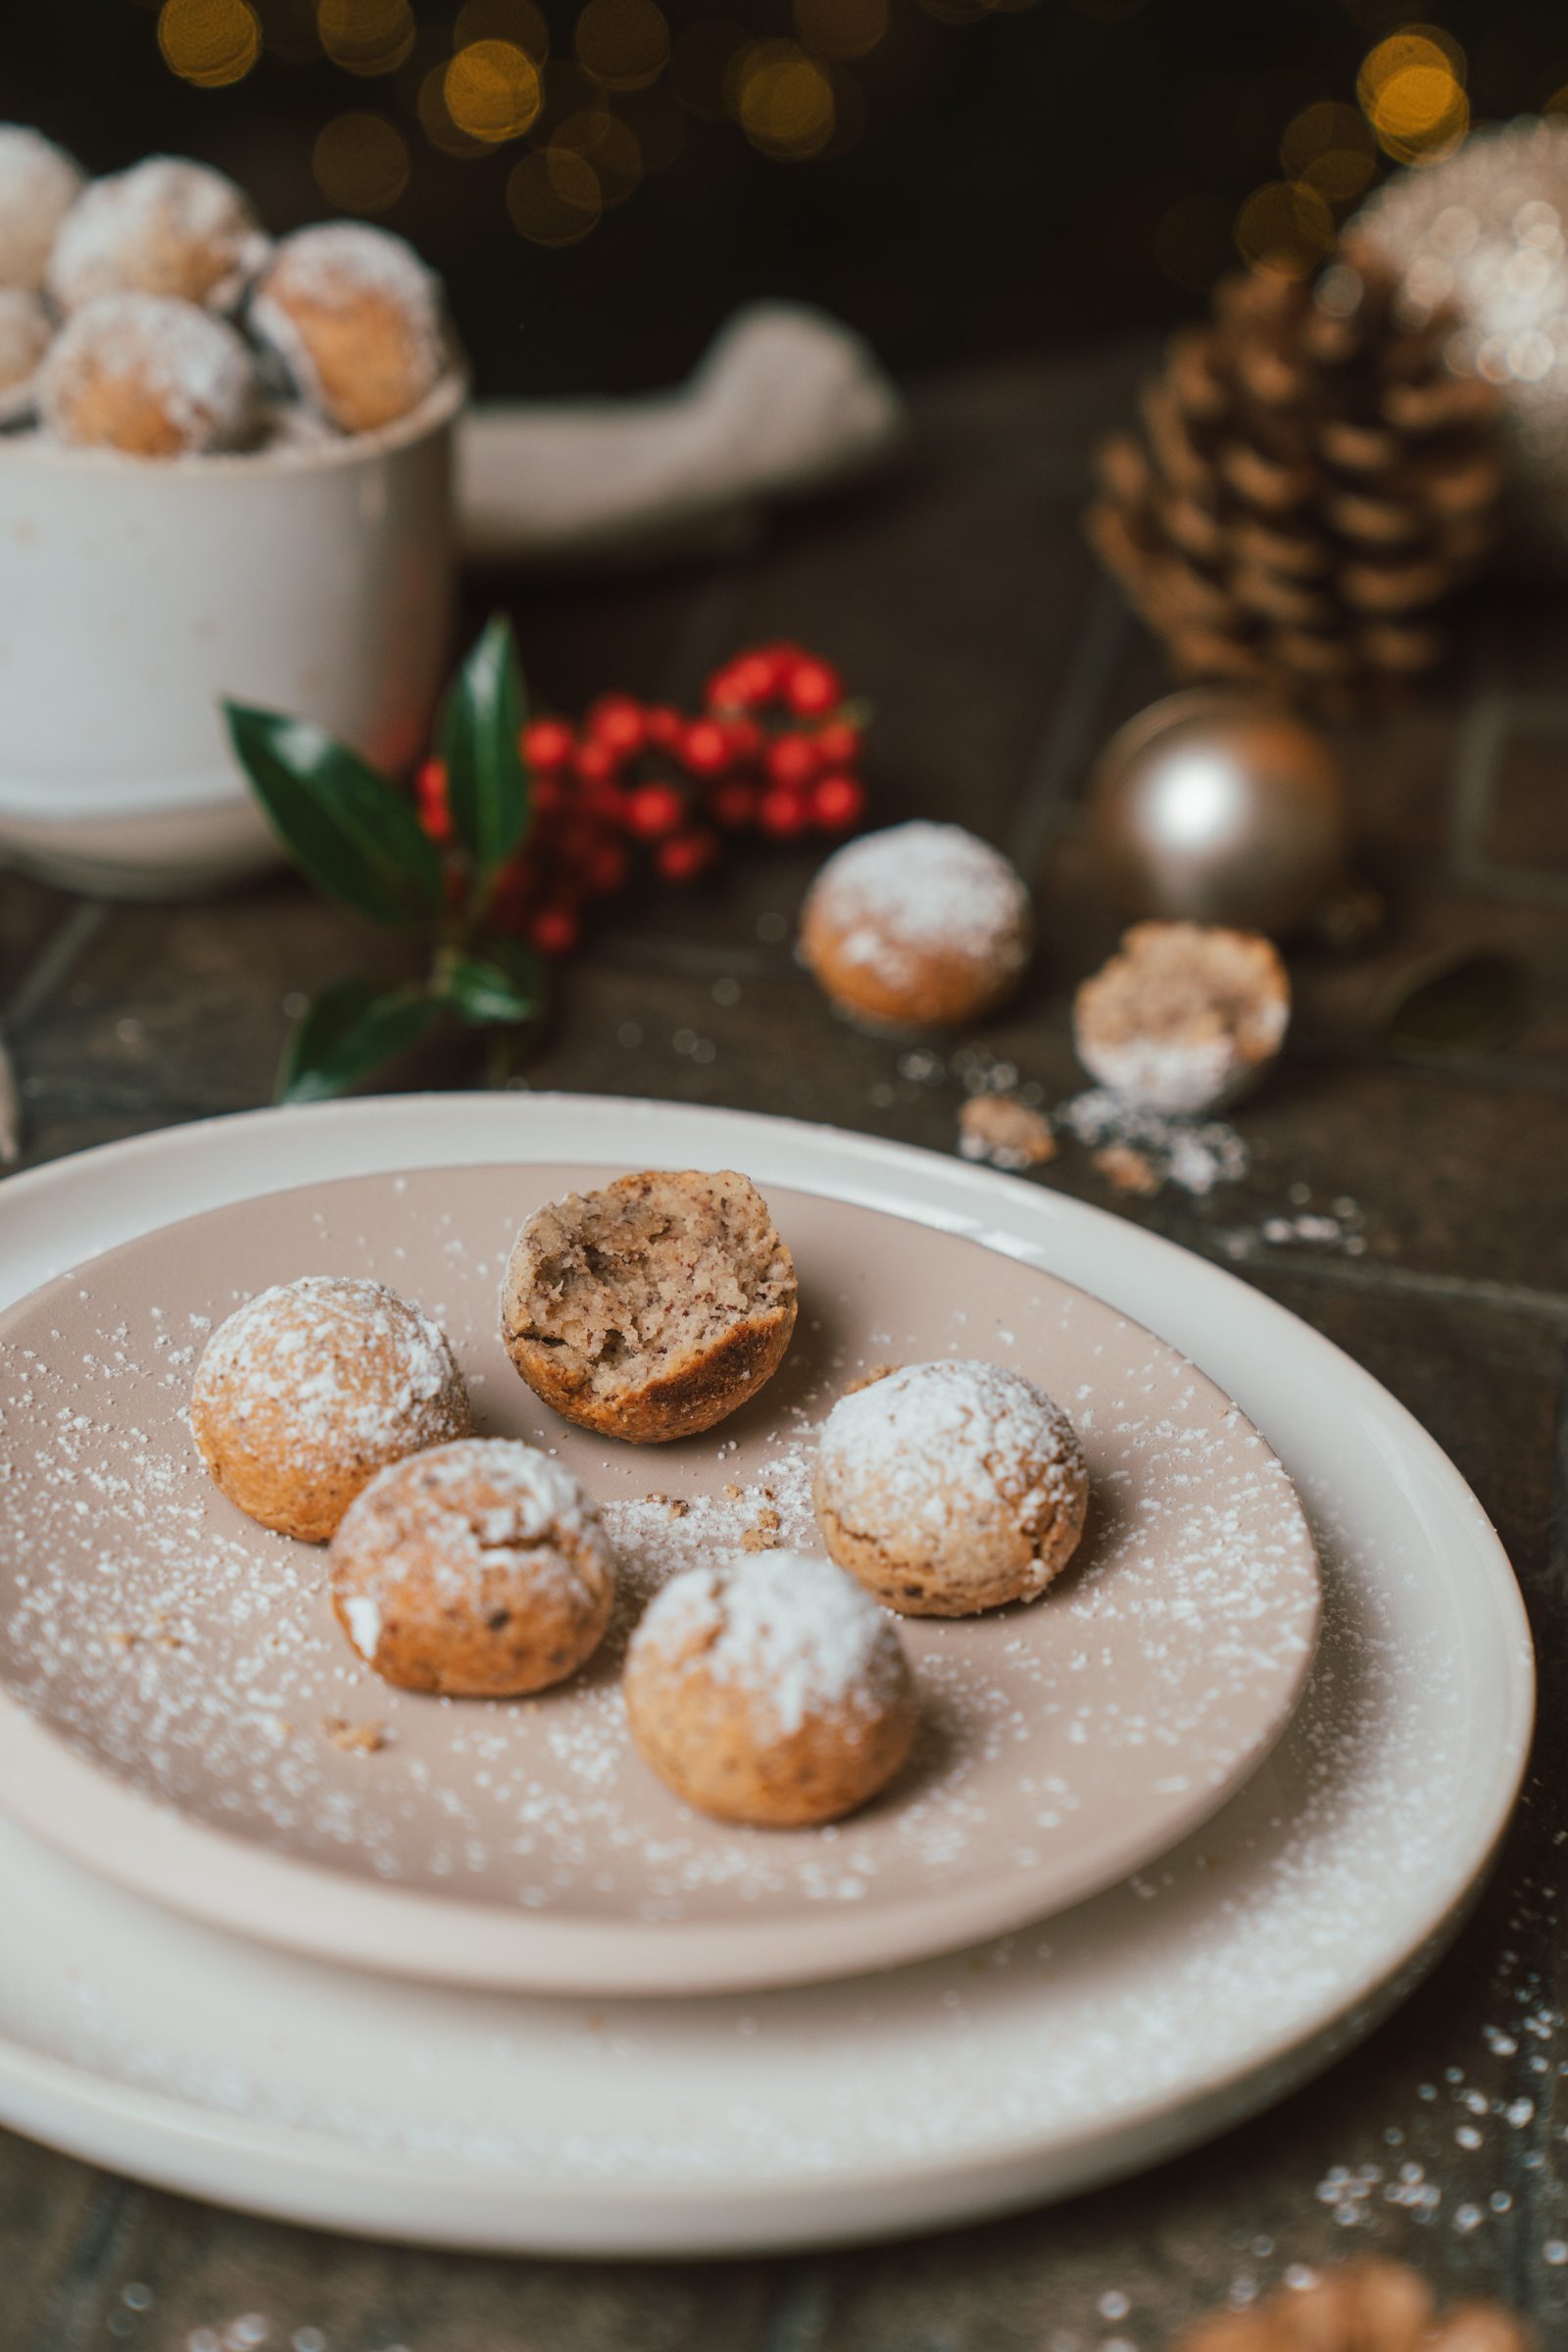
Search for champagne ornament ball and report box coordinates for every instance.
[1087,689,1350,938]
[1355,116,1568,559]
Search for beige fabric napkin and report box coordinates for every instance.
[457,301,905,571]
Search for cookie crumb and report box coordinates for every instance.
[1094,1143,1160,1198]
[957,1092,1057,1170]
[741,1505,782,1552]
[321,1717,389,1754]
[722,1483,743,1501]
[666,1497,688,1520]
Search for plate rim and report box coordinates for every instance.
[0,1094,1536,2254]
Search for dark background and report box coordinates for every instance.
[11,0,1568,398]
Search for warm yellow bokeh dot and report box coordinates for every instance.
[575,0,670,93]
[1280,101,1375,206]
[554,110,643,206]
[1234,179,1335,278]
[507,146,604,244]
[733,39,835,160]
[445,39,543,142]
[157,0,260,87]
[418,61,488,154]
[313,111,410,211]
[455,0,549,62]
[671,19,746,121]
[1356,27,1467,162]
[317,0,416,77]
[792,0,886,64]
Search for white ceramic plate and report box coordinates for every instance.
[0,1096,1535,2254]
[0,1163,1319,1996]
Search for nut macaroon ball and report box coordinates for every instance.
[191,1274,470,1543]
[1073,920,1291,1117]
[624,1551,918,1828]
[37,293,256,457]
[0,124,83,293]
[502,1168,798,1446]
[251,221,446,434]
[328,1439,616,1698]
[799,820,1032,1031]
[47,156,266,315]
[0,289,51,402]
[813,1359,1088,1617]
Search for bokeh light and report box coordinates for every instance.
[732,39,836,160]
[444,38,543,142]
[313,110,410,210]
[555,109,643,206]
[1356,27,1467,165]
[1234,178,1335,277]
[792,0,886,64]
[418,60,488,153]
[455,0,548,60]
[574,0,670,93]
[670,18,745,121]
[507,146,604,244]
[317,0,416,77]
[1279,100,1375,205]
[157,0,260,86]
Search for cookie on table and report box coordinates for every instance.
[799,820,1032,1030]
[501,1168,797,1445]
[1073,920,1290,1117]
[813,1358,1087,1616]
[623,1551,918,1827]
[190,1274,469,1542]
[329,1438,616,1697]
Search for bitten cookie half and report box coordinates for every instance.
[623,1550,918,1827]
[501,1168,798,1445]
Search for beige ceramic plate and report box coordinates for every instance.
[0,1162,1318,1996]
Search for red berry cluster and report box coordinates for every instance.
[415,642,867,958]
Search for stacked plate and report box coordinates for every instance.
[0,1095,1533,2255]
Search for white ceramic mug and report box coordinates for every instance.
[0,373,464,898]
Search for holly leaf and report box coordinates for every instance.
[439,614,531,883]
[224,704,444,929]
[438,945,543,1027]
[277,979,441,1104]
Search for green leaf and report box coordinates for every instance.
[224,704,444,930]
[277,979,441,1104]
[439,614,531,883]
[437,946,543,1027]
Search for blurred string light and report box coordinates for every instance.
[1234,177,1334,277]
[574,0,670,92]
[1356,24,1467,165]
[730,38,835,160]
[507,145,603,244]
[157,0,260,86]
[555,108,643,205]
[317,0,415,77]
[312,109,410,208]
[444,37,542,141]
[1279,99,1375,204]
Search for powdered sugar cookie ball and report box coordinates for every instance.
[329,1439,616,1697]
[800,821,1032,1030]
[624,1551,917,1827]
[0,289,50,400]
[37,293,256,457]
[502,1168,797,1445]
[0,125,83,292]
[813,1360,1087,1617]
[1074,921,1290,1117]
[47,157,265,315]
[191,1275,470,1543]
[251,222,445,434]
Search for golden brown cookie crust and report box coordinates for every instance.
[190,1274,469,1543]
[501,1168,798,1445]
[799,821,1032,1032]
[623,1552,917,1827]
[328,1438,616,1698]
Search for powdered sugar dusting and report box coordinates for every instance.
[631,1552,902,1736]
[37,292,255,453]
[0,124,83,293]
[47,156,266,315]
[807,822,1030,986]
